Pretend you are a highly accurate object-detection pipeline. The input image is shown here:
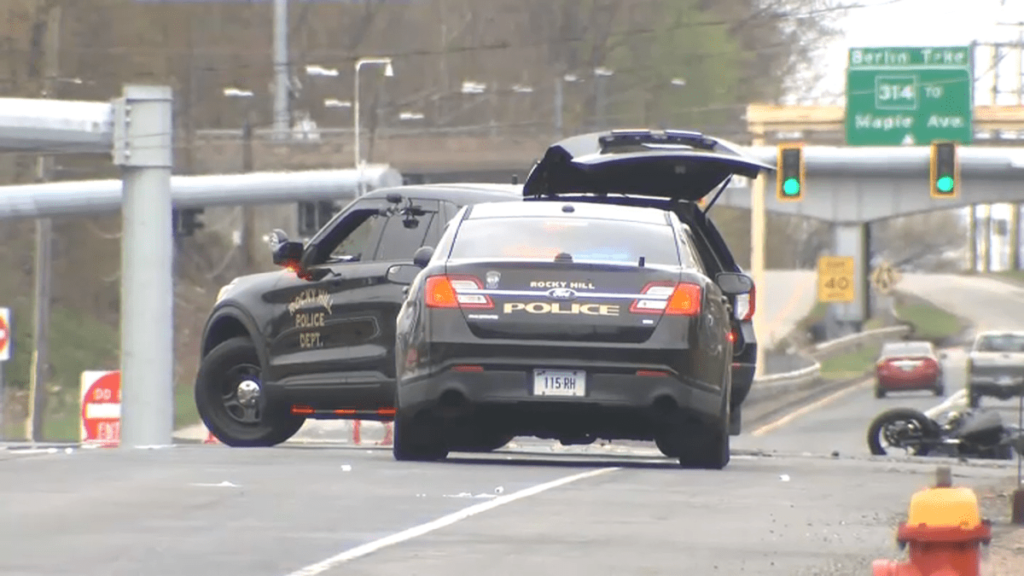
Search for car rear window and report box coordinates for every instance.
[449,217,685,267]
[881,342,931,357]
[975,334,1024,352]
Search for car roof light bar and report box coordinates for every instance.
[599,129,716,153]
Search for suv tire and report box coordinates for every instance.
[195,336,305,447]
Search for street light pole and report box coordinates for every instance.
[272,0,290,140]
[353,57,394,196]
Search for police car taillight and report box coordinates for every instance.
[424,275,493,309]
[734,284,755,321]
[630,282,701,316]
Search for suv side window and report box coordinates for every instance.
[680,227,707,273]
[373,199,443,262]
[330,211,387,262]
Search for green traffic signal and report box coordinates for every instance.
[783,178,801,196]
[936,175,954,193]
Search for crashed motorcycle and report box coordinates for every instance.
[866,407,1024,460]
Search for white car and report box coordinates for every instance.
[966,330,1024,407]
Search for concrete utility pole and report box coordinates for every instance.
[272,0,290,139]
[113,85,175,449]
[25,2,61,442]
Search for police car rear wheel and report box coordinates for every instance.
[392,409,448,461]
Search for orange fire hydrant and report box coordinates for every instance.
[873,473,992,576]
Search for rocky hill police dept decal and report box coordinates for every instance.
[529,280,596,290]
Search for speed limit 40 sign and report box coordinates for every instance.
[817,256,855,303]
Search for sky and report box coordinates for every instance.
[816,0,1024,105]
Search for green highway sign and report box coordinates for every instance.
[845,46,973,146]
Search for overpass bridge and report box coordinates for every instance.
[191,125,558,181]
[191,104,1024,181]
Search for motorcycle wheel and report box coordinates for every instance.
[867,408,936,457]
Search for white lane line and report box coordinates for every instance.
[750,378,873,437]
[281,466,620,576]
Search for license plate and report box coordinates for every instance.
[533,369,586,397]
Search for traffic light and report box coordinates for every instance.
[173,208,205,238]
[930,141,959,198]
[776,143,804,202]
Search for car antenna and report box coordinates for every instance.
[638,256,646,267]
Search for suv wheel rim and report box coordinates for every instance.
[221,363,264,425]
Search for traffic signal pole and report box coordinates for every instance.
[113,85,176,448]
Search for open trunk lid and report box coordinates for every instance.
[522,129,775,203]
[441,260,693,344]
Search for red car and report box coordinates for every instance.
[874,341,946,398]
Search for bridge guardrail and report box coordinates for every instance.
[746,325,912,403]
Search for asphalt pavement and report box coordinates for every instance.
[1,439,1016,576]
[6,271,1023,576]
[734,272,1024,457]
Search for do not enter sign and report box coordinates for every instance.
[0,307,11,362]
[80,370,121,446]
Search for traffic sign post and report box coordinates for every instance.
[871,262,900,295]
[817,256,856,303]
[80,370,122,447]
[845,46,973,146]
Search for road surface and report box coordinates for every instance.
[1,437,1015,576]
[7,272,1020,576]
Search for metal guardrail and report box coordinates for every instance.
[747,325,913,401]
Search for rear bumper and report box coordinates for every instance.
[968,378,1024,399]
[731,361,755,405]
[877,373,939,390]
[398,359,726,425]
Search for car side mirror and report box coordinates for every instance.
[272,240,305,267]
[715,272,754,296]
[386,264,421,286]
[412,245,434,268]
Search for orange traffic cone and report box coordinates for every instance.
[378,422,393,446]
[203,425,220,444]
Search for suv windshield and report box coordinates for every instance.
[449,217,685,267]
[975,333,1024,352]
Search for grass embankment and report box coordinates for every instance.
[2,305,199,442]
[793,293,968,380]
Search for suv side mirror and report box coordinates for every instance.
[386,264,421,286]
[412,245,434,268]
[715,272,754,296]
[268,229,305,267]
